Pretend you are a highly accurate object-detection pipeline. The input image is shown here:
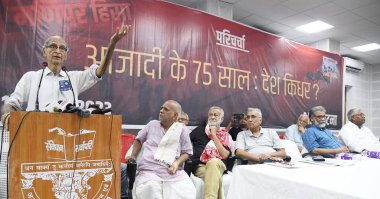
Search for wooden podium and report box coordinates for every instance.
[8,112,121,199]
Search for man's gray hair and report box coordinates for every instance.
[309,106,326,117]
[298,113,309,120]
[209,106,224,117]
[42,36,69,51]
[246,108,262,117]
[347,108,361,121]
[180,111,189,120]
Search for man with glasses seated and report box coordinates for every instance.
[178,111,190,126]
[339,108,380,153]
[1,25,131,129]
[302,106,349,155]
[285,113,309,152]
[235,108,286,164]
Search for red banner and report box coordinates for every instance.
[0,0,343,129]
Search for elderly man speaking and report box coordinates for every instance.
[1,25,131,129]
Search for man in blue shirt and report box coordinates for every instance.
[302,106,349,155]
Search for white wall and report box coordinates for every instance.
[344,64,379,136]
[371,64,380,136]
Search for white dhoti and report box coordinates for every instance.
[132,178,196,199]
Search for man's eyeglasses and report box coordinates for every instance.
[208,113,220,117]
[298,119,308,124]
[246,115,260,119]
[178,118,188,122]
[46,44,68,52]
[353,113,365,117]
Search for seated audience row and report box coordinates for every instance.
[123,101,380,199]
[124,101,291,199]
[285,106,380,156]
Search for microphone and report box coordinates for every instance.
[44,99,73,113]
[90,108,112,114]
[283,156,292,163]
[44,101,62,113]
[100,108,112,114]
[35,64,47,111]
[63,103,78,113]
[62,103,90,118]
[42,62,48,67]
[260,156,292,164]
[89,109,104,114]
[87,104,112,115]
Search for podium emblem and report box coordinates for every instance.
[20,127,114,199]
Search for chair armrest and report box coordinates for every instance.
[184,159,192,177]
[226,156,236,171]
[235,157,248,165]
[127,160,137,190]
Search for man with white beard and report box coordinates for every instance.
[302,106,349,155]
[190,106,233,199]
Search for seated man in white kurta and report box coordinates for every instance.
[339,108,380,153]
[126,100,195,199]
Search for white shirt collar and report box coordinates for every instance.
[44,66,66,77]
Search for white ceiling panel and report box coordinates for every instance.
[337,20,380,35]
[351,1,380,19]
[234,0,273,9]
[323,11,362,26]
[352,29,380,39]
[235,0,287,8]
[314,29,344,40]
[368,35,380,43]
[295,34,323,44]
[341,39,372,48]
[239,14,274,27]
[302,2,346,19]
[234,1,279,18]
[232,7,253,21]
[368,14,380,25]
[281,0,330,11]
[279,29,306,40]
[263,22,292,34]
[332,0,377,10]
[279,14,315,28]
[330,34,361,43]
[257,5,297,21]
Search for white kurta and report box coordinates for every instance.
[339,121,380,152]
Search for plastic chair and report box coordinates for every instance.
[121,134,136,163]
[280,140,302,162]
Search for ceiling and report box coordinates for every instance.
[164,0,380,65]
